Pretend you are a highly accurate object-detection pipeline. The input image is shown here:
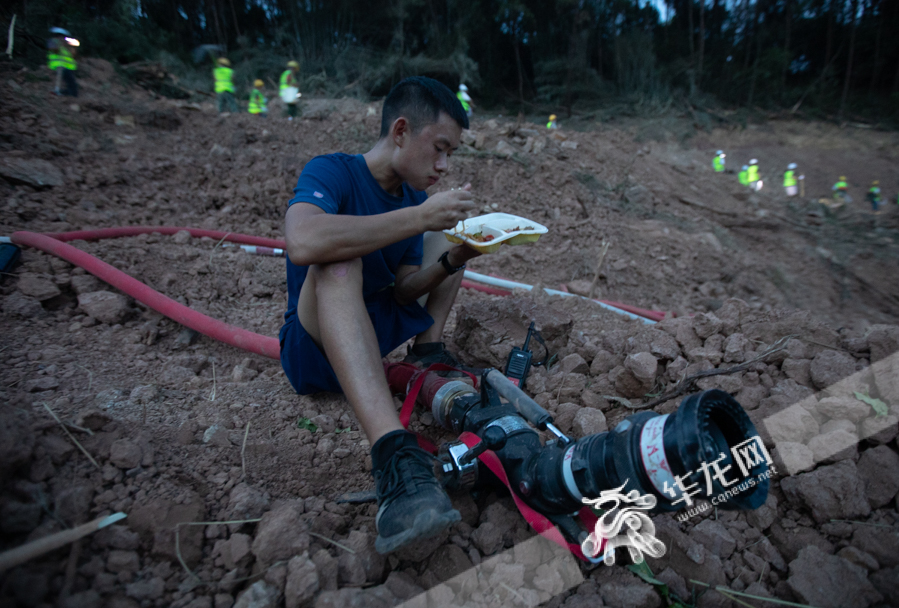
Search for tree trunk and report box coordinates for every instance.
[743,0,753,71]
[698,0,705,88]
[782,0,791,92]
[839,0,859,120]
[824,0,836,69]
[869,0,882,93]
[229,0,241,38]
[748,29,761,106]
[687,0,695,90]
[513,40,524,104]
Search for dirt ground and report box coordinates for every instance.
[1,58,898,608]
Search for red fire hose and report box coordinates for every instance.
[11,231,281,359]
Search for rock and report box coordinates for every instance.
[128,493,206,566]
[60,591,102,608]
[312,587,393,608]
[1,500,41,534]
[488,562,525,589]
[553,402,581,433]
[558,353,589,375]
[858,414,899,445]
[0,157,64,187]
[251,501,309,566]
[53,483,92,525]
[746,493,778,531]
[343,530,385,582]
[781,358,812,386]
[17,274,61,301]
[470,521,503,555]
[693,313,723,339]
[107,550,140,573]
[311,549,338,591]
[723,333,750,363]
[590,350,619,375]
[222,533,253,570]
[869,567,899,606]
[816,395,871,423]
[125,577,166,601]
[234,581,281,608]
[856,445,899,508]
[851,526,899,568]
[93,524,140,550]
[285,553,319,608]
[184,598,213,608]
[807,429,858,464]
[173,230,192,244]
[383,571,423,601]
[780,460,870,523]
[70,274,101,294]
[599,581,661,608]
[769,523,834,562]
[426,544,472,583]
[572,408,607,436]
[109,439,143,469]
[337,552,366,586]
[24,376,59,392]
[77,291,130,324]
[232,364,258,383]
[786,546,882,608]
[764,404,819,445]
[129,385,159,405]
[809,350,858,390]
[310,414,336,434]
[3,292,44,318]
[625,352,658,383]
[495,140,515,158]
[655,567,689,602]
[228,484,270,520]
[691,519,736,559]
[865,324,899,362]
[836,546,879,571]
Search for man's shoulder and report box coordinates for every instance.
[303,153,359,177]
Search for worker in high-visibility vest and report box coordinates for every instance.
[783,163,798,197]
[280,61,301,119]
[457,84,473,117]
[832,175,849,203]
[47,27,79,97]
[547,114,558,129]
[214,58,238,114]
[249,79,267,116]
[747,159,761,191]
[867,181,882,215]
[712,150,725,173]
[738,165,750,186]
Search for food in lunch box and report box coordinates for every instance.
[463,232,495,242]
[503,226,535,233]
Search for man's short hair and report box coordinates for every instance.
[380,76,469,137]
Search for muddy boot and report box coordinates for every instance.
[372,430,460,555]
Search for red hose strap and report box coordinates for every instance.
[42,226,287,249]
[397,363,478,454]
[458,431,602,563]
[11,231,281,359]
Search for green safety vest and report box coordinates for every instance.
[47,44,77,71]
[713,156,725,172]
[280,70,295,92]
[546,121,556,129]
[248,89,266,114]
[869,187,881,201]
[834,181,847,191]
[456,91,471,113]
[747,165,759,182]
[213,66,235,93]
[738,170,749,186]
[784,170,796,187]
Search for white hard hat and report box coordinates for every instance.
[50,27,72,36]
[788,163,797,169]
[716,150,724,156]
[750,158,758,164]
[459,84,468,91]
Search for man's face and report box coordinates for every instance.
[394,111,462,191]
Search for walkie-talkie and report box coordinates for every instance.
[505,322,537,389]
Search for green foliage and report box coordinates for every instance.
[297,417,318,433]
[854,391,889,417]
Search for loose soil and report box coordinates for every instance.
[1,59,897,608]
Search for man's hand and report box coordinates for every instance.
[417,183,476,232]
[447,243,481,266]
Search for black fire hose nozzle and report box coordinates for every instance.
[484,370,570,442]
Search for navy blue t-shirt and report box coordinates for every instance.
[282,153,428,323]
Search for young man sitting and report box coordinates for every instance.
[280,76,481,554]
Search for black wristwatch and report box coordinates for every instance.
[439,251,466,275]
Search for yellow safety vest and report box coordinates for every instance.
[738,170,749,185]
[783,171,796,187]
[213,66,235,94]
[457,91,470,113]
[248,89,266,114]
[747,165,759,182]
[48,44,77,71]
[713,156,725,172]
[279,70,295,92]
[834,181,847,191]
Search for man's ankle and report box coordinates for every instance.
[410,342,445,357]
[371,429,419,476]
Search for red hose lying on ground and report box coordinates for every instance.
[43,226,286,249]
[11,231,281,359]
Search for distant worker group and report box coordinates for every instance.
[714,150,890,215]
[209,57,301,118]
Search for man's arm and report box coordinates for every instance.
[285,190,475,267]
[392,245,480,306]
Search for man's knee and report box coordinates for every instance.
[309,258,363,294]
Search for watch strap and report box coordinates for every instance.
[439,251,466,275]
